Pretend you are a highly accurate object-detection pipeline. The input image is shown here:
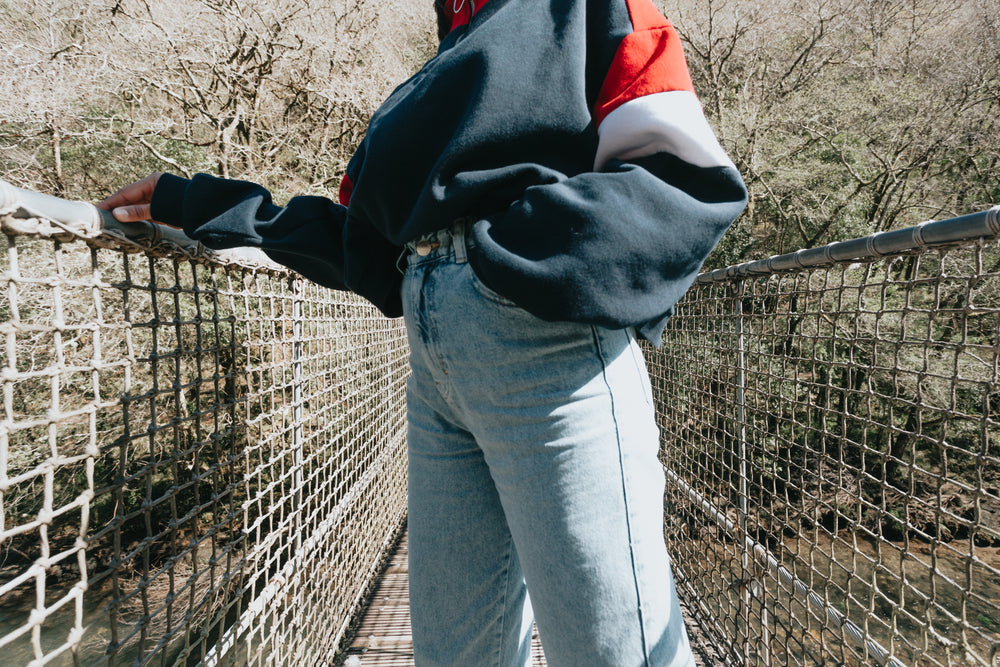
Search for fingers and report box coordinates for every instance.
[109,203,153,223]
[97,186,140,211]
[97,172,178,226]
[108,202,179,228]
[97,172,163,214]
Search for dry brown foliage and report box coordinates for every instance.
[0,0,436,202]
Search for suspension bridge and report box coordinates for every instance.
[0,179,997,666]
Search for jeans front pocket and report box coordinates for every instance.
[467,264,520,307]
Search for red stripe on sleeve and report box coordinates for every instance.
[338,175,354,206]
[593,21,695,127]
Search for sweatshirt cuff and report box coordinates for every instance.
[636,309,672,348]
[150,173,191,228]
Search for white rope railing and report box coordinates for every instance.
[2,180,999,666]
[0,179,409,666]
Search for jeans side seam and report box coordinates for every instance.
[591,326,651,667]
[495,534,514,666]
[626,331,655,410]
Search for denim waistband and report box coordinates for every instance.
[403,219,476,268]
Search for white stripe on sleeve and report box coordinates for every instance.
[594,90,734,171]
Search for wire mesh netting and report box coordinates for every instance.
[4,176,1000,667]
[0,198,409,665]
[649,223,1000,666]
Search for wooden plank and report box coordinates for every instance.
[342,533,546,666]
[341,531,710,666]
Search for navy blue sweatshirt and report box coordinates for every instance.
[150,0,747,343]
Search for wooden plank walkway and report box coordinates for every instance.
[342,532,546,666]
[341,532,714,666]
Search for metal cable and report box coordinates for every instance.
[3,180,999,666]
[652,206,1000,666]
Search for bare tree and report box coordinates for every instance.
[661,0,1000,266]
[0,0,436,201]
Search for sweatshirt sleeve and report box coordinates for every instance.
[467,3,747,344]
[149,172,404,318]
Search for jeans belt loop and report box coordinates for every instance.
[452,219,468,264]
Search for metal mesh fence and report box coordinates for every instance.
[0,184,409,666]
[650,208,1000,666]
[5,176,1000,667]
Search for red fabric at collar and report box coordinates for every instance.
[444,0,491,34]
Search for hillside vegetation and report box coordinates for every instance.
[0,0,436,203]
[666,0,1000,265]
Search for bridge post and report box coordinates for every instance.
[734,278,770,665]
[734,280,750,665]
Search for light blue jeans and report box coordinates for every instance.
[401,224,694,667]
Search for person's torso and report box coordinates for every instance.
[340,0,631,245]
